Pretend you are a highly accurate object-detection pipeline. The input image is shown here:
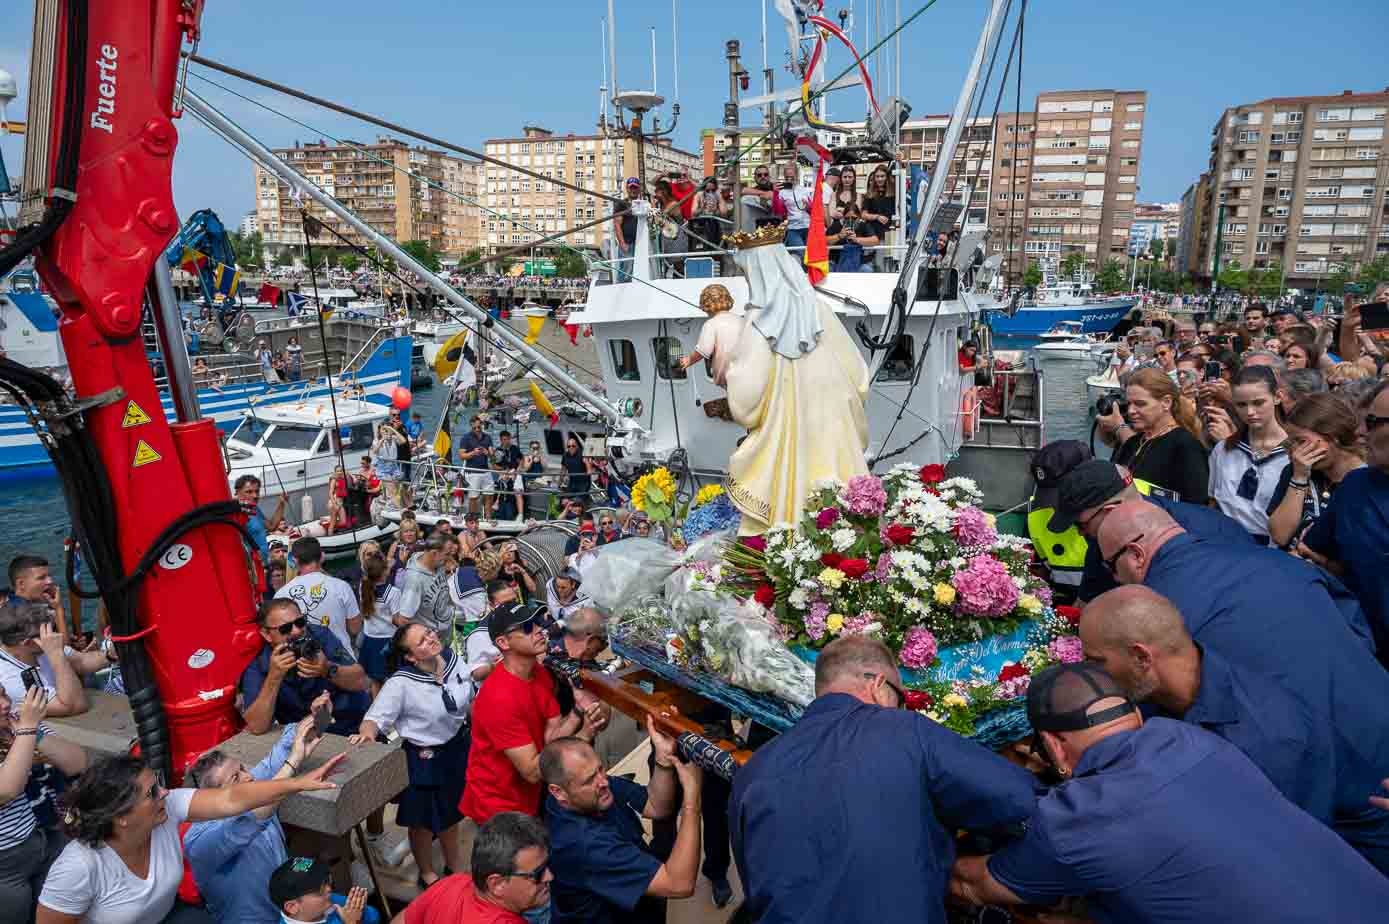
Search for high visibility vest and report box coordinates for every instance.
[1027,502,1087,588]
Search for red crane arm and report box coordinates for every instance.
[24,0,261,777]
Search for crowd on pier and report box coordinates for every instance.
[3,286,1389,924]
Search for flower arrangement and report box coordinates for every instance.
[631,467,678,522]
[693,483,725,508]
[708,464,1081,736]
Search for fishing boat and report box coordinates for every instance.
[985,279,1137,338]
[1034,331,1118,360]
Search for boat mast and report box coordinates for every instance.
[864,0,1010,383]
[185,90,631,428]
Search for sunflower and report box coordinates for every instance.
[693,483,725,509]
[632,467,677,521]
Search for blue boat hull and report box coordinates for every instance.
[0,336,413,475]
[984,300,1136,337]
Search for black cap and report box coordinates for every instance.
[1027,662,1136,734]
[1047,460,1130,533]
[827,166,842,177]
[1031,441,1093,514]
[487,600,545,641]
[268,857,331,908]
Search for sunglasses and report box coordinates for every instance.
[509,860,549,883]
[271,616,309,636]
[600,519,614,526]
[864,672,908,708]
[1366,413,1389,432]
[1103,533,1145,575]
[505,617,538,638]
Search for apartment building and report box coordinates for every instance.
[254,136,483,259]
[1177,173,1212,276]
[481,125,700,254]
[1194,89,1389,286]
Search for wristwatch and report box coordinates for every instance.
[326,663,340,682]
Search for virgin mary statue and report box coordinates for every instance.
[722,225,870,534]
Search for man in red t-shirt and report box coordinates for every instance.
[404,812,553,924]
[462,602,608,823]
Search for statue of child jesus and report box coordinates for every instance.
[677,283,745,388]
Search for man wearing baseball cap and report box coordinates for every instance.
[612,178,645,281]
[1047,459,1250,604]
[1025,441,1093,598]
[461,602,607,825]
[267,856,376,924]
[949,663,1389,920]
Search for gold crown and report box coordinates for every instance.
[722,222,787,250]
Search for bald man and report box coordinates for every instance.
[1082,586,1389,874]
[949,663,1389,921]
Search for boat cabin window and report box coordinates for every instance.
[609,340,641,381]
[879,336,916,383]
[651,337,687,381]
[335,422,376,453]
[260,424,322,453]
[228,415,271,445]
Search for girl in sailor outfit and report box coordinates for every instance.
[349,622,471,889]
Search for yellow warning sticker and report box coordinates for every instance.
[121,401,152,428]
[132,440,162,467]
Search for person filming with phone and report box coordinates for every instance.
[238,599,370,737]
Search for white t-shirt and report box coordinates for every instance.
[0,646,67,704]
[1208,441,1289,538]
[695,312,747,388]
[776,184,813,230]
[363,582,403,639]
[275,570,360,651]
[39,788,196,924]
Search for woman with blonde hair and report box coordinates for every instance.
[1328,361,1372,389]
[1097,366,1210,503]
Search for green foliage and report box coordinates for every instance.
[1095,258,1126,294]
[1354,256,1389,293]
[229,230,264,269]
[1021,261,1043,289]
[1325,263,1351,295]
[1148,238,1165,262]
[1253,262,1285,300]
[400,240,442,274]
[554,250,589,278]
[273,248,294,268]
[1217,265,1249,295]
[339,253,360,273]
[1060,251,1087,279]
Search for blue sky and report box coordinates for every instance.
[3,0,1388,228]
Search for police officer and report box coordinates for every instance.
[1081,586,1389,874]
[949,663,1389,921]
[1045,459,1252,603]
[1026,441,1093,600]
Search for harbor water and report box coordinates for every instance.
[0,344,1100,621]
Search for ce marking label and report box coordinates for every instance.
[159,544,194,571]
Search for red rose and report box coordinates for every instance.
[998,662,1030,683]
[919,463,946,485]
[820,552,844,569]
[883,523,915,546]
[753,584,776,607]
[740,535,767,552]
[1057,605,1082,626]
[838,558,870,580]
[903,689,933,711]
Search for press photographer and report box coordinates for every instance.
[239,599,370,736]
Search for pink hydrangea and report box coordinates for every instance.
[898,626,939,670]
[843,612,878,636]
[1035,583,1053,605]
[843,474,888,517]
[874,551,893,584]
[1048,635,1084,664]
[815,506,841,529]
[998,674,1032,699]
[953,505,997,547]
[804,611,827,641]
[951,555,1020,617]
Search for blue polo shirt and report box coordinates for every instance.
[988,719,1389,921]
[237,626,365,735]
[546,776,663,924]
[1183,646,1389,873]
[1078,495,1252,601]
[1303,467,1389,656]
[185,725,296,924]
[246,507,270,561]
[730,693,1040,924]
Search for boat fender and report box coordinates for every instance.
[301,493,315,523]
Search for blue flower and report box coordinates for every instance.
[683,495,741,543]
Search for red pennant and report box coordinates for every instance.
[258,283,282,305]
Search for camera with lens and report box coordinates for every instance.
[1095,394,1129,418]
[286,635,322,663]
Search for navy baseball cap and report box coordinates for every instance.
[1031,440,1093,515]
[1027,662,1136,734]
[1047,460,1130,533]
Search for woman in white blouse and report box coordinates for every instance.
[349,622,471,889]
[36,747,343,924]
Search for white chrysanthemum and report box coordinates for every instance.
[831,527,857,551]
[788,587,808,609]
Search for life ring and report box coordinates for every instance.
[960,387,979,440]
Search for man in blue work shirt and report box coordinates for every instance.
[730,636,1040,924]
[1300,379,1389,659]
[540,727,704,924]
[1080,585,1389,874]
[949,663,1389,921]
[1044,460,1252,603]
[239,598,370,736]
[236,474,288,564]
[185,717,377,924]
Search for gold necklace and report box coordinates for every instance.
[1131,424,1175,464]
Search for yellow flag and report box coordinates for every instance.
[434,428,451,461]
[524,313,546,345]
[433,329,470,379]
[530,381,558,424]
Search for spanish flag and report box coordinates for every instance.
[530,381,560,427]
[795,136,832,285]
